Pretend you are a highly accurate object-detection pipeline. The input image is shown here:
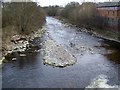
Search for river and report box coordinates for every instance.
[2,17,120,88]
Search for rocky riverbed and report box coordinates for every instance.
[43,40,76,67]
[1,27,46,65]
[2,17,120,88]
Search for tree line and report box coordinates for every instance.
[43,2,105,29]
[2,2,46,35]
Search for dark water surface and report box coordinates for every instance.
[2,17,120,88]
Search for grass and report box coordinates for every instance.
[91,27,120,42]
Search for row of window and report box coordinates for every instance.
[107,18,119,25]
[107,11,119,16]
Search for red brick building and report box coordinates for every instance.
[97,2,120,32]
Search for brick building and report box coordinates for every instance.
[97,2,120,32]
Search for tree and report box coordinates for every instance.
[2,2,46,34]
[43,5,61,16]
[77,2,97,26]
[61,2,79,19]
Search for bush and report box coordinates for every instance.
[43,5,60,16]
[2,2,46,35]
[60,2,98,27]
[43,2,104,29]
[60,2,79,20]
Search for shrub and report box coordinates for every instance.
[2,2,46,35]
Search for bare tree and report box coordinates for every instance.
[2,2,45,34]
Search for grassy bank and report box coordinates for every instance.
[92,28,120,41]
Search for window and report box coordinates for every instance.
[113,11,114,16]
[117,11,118,16]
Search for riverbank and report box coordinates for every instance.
[55,16,120,47]
[2,17,119,88]
[90,28,120,44]
[1,26,46,65]
[1,2,46,65]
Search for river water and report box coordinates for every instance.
[2,17,120,88]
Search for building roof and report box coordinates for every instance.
[97,2,120,7]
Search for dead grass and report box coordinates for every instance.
[92,28,120,41]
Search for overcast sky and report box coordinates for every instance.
[34,0,113,6]
[4,0,119,6]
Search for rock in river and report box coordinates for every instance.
[43,40,76,67]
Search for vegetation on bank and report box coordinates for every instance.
[43,2,120,41]
[2,2,46,54]
[43,2,103,29]
[2,2,46,34]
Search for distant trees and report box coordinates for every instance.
[2,2,46,34]
[43,2,104,29]
[60,2,99,28]
[60,2,79,19]
[77,3,97,26]
[43,5,61,16]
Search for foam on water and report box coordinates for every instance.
[85,74,118,89]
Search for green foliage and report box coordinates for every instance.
[2,2,46,34]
